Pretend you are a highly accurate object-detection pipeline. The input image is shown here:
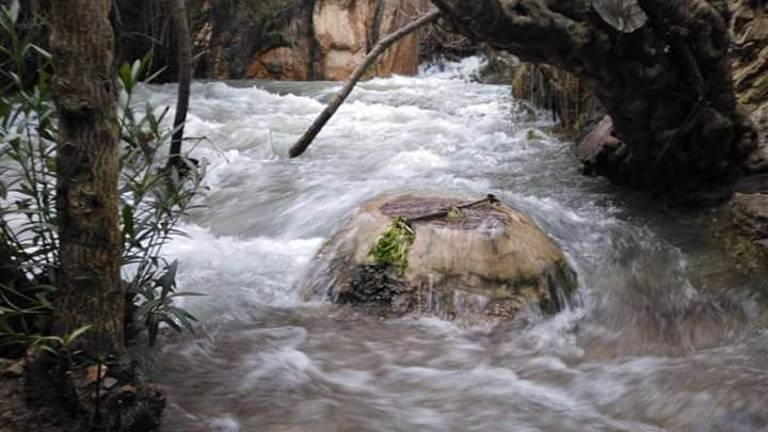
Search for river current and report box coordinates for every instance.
[137,58,768,432]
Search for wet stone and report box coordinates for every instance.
[302,191,578,322]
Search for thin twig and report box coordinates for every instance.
[406,194,499,223]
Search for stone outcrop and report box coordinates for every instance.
[717,2,768,271]
[302,192,578,321]
[730,0,768,173]
[731,0,768,114]
[187,0,428,81]
[717,192,768,271]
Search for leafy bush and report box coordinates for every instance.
[0,1,205,353]
[117,58,206,345]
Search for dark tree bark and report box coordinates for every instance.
[168,0,192,166]
[431,0,757,192]
[50,0,124,355]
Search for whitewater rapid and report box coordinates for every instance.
[134,58,768,432]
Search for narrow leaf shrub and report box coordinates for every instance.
[0,5,205,353]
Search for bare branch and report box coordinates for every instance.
[168,0,192,167]
[289,9,440,158]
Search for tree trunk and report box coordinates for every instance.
[168,0,192,166]
[431,0,757,193]
[50,0,123,355]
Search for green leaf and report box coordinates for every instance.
[119,62,133,93]
[65,325,92,345]
[369,217,415,275]
[161,317,181,333]
[8,0,19,23]
[169,306,198,334]
[40,345,59,355]
[144,65,168,85]
[30,44,52,60]
[131,59,144,83]
[157,262,178,298]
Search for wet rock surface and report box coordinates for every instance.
[731,0,768,174]
[718,1,768,270]
[303,192,578,321]
[718,192,768,271]
[187,0,427,81]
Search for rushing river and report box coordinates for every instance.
[137,58,768,432]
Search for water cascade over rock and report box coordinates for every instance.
[302,192,578,321]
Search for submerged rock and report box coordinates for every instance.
[303,192,578,321]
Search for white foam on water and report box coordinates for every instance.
[208,416,241,432]
[162,223,322,317]
[142,56,768,432]
[419,56,488,81]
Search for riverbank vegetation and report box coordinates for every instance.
[1,1,202,429]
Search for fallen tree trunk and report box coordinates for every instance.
[168,0,191,167]
[289,9,441,158]
[431,0,758,193]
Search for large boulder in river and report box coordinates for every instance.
[303,192,578,321]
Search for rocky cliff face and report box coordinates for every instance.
[190,0,427,81]
[716,1,768,271]
[730,0,768,172]
[731,1,768,113]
